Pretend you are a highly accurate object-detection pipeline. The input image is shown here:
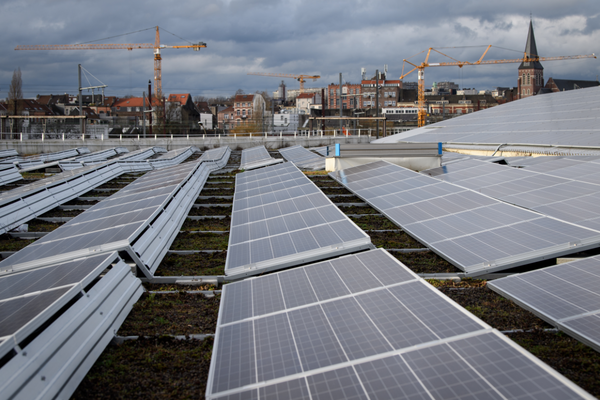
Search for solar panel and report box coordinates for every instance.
[279,145,326,170]
[330,160,600,275]
[239,145,283,170]
[207,249,593,399]
[489,255,600,353]
[374,86,600,149]
[422,158,600,231]
[225,162,371,278]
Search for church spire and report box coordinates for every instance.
[519,19,544,70]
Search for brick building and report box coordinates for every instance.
[518,20,544,99]
[327,83,362,109]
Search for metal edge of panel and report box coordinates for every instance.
[0,259,142,399]
[54,268,144,399]
[1,240,133,275]
[464,238,600,277]
[558,316,600,354]
[224,240,373,280]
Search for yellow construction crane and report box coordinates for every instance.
[247,72,320,93]
[15,26,206,98]
[400,46,596,127]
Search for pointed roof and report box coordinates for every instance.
[519,20,544,70]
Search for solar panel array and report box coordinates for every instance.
[330,160,600,275]
[0,146,231,276]
[58,147,129,170]
[0,147,90,170]
[0,251,143,399]
[279,145,326,170]
[226,162,371,278]
[423,158,600,231]
[374,86,600,147]
[0,145,232,398]
[489,255,600,353]
[0,149,19,159]
[239,145,283,170]
[208,249,593,399]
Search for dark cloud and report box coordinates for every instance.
[1,0,599,99]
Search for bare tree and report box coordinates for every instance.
[7,67,23,115]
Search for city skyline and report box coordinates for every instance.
[1,0,599,99]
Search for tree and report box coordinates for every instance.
[7,67,23,115]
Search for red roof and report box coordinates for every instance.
[167,93,191,105]
[113,97,162,108]
[234,94,255,102]
[297,93,315,99]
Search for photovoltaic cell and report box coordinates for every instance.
[330,160,600,275]
[489,255,600,353]
[207,249,593,399]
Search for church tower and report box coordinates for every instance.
[518,19,544,98]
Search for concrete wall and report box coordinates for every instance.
[0,135,372,154]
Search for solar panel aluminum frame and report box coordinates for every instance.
[0,257,143,400]
[225,238,374,280]
[431,232,600,276]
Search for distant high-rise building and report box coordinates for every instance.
[518,19,544,98]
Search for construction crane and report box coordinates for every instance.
[400,46,597,127]
[247,72,320,93]
[15,26,206,98]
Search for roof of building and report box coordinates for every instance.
[546,78,600,91]
[196,101,213,114]
[167,94,191,105]
[519,20,544,70]
[297,93,316,99]
[113,97,162,108]
[234,94,255,103]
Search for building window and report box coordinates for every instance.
[237,110,240,116]
[527,73,531,85]
[242,110,246,116]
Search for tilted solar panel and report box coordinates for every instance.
[489,255,600,353]
[226,162,371,278]
[208,249,594,399]
[240,145,283,170]
[279,145,326,170]
[331,160,600,275]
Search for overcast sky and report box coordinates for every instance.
[1,0,599,100]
